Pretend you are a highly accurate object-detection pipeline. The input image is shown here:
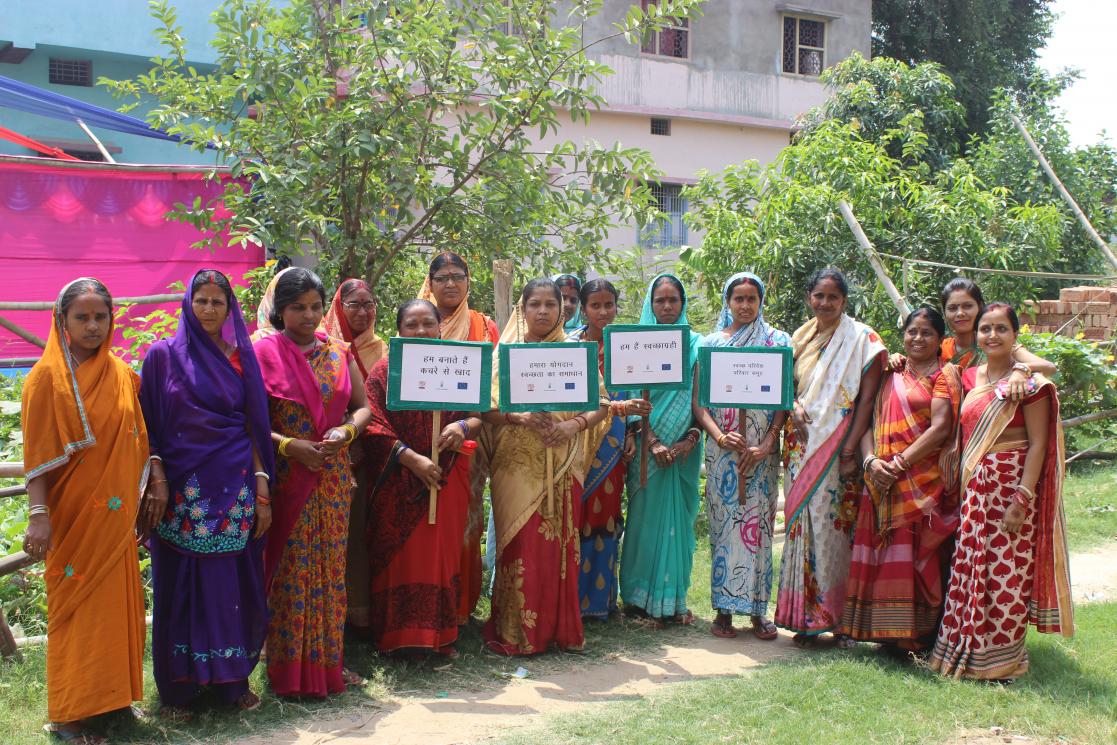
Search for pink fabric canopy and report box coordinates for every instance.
[0,157,264,361]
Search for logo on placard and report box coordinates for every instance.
[457,382,469,390]
[418,380,428,390]
[527,383,536,392]
[761,385,771,392]
[565,382,575,390]
[626,365,635,374]
[661,363,672,371]
[725,384,733,393]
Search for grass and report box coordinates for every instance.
[0,466,1113,744]
[499,602,1117,745]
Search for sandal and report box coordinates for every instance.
[672,610,696,626]
[43,724,107,745]
[342,667,367,687]
[629,615,665,630]
[710,616,738,639]
[835,634,857,650]
[750,617,778,641]
[157,705,194,723]
[236,691,261,712]
[792,633,815,648]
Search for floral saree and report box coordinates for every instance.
[22,279,149,722]
[775,314,886,635]
[929,371,1073,679]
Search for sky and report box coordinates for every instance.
[1037,0,1115,147]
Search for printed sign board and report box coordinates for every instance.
[498,342,599,412]
[387,337,493,411]
[697,345,794,410]
[602,324,691,392]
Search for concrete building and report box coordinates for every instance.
[1,0,872,250]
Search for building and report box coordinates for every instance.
[1,1,872,251]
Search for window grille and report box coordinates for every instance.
[650,118,671,136]
[782,16,825,76]
[638,182,688,249]
[48,58,92,87]
[640,0,689,59]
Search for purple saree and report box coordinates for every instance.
[139,270,275,706]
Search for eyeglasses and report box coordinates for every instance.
[342,301,376,312]
[431,273,468,285]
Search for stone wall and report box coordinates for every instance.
[1021,285,1117,341]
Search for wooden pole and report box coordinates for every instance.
[837,199,911,319]
[545,446,554,515]
[0,462,24,478]
[429,411,440,524]
[493,259,514,331]
[1010,113,1117,272]
[0,314,46,349]
[736,411,747,504]
[75,118,116,164]
[640,388,651,487]
[0,293,184,311]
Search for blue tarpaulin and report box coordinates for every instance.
[0,73,208,147]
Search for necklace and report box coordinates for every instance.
[909,359,940,379]
[984,364,1013,385]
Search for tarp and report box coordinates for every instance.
[0,73,210,147]
[0,156,262,360]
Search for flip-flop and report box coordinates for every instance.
[342,668,367,687]
[750,619,778,641]
[711,621,738,639]
[673,610,695,626]
[43,724,106,745]
[236,691,262,712]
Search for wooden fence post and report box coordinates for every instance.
[493,259,514,330]
[838,199,911,319]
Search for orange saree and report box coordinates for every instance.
[22,283,149,723]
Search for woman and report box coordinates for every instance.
[140,270,273,717]
[253,268,373,697]
[418,251,499,624]
[481,279,609,654]
[901,279,1055,396]
[693,273,790,640]
[553,273,584,331]
[776,268,886,645]
[929,303,1073,681]
[363,299,483,654]
[566,279,650,619]
[322,278,387,633]
[620,273,704,626]
[21,279,155,744]
[250,265,295,341]
[840,307,962,651]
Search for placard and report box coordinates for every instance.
[602,324,691,392]
[498,342,599,412]
[698,345,794,410]
[387,337,493,411]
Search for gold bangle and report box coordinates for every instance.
[278,437,293,457]
[342,423,358,442]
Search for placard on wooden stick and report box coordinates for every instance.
[697,345,794,411]
[387,337,493,523]
[498,341,599,513]
[602,324,691,392]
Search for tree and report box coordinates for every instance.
[106,0,704,314]
[872,0,1054,139]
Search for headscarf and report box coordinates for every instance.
[321,277,387,380]
[713,271,783,347]
[553,273,584,331]
[418,258,495,342]
[139,270,275,555]
[251,265,295,341]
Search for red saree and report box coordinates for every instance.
[929,371,1073,680]
[364,358,473,652]
[840,366,961,647]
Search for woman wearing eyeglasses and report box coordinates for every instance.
[418,252,500,624]
[322,278,387,634]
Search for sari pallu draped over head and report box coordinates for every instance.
[322,278,387,381]
[140,271,275,555]
[958,375,1073,636]
[253,330,353,587]
[552,273,585,331]
[418,273,499,343]
[22,278,149,722]
[251,266,295,341]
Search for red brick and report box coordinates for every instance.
[1083,328,1106,340]
[1060,287,1088,302]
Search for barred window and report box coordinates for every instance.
[782,16,825,76]
[640,0,689,59]
[650,117,671,136]
[638,182,688,249]
[48,59,92,87]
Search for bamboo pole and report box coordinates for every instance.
[736,411,746,504]
[429,411,440,524]
[75,118,116,164]
[0,293,184,311]
[545,446,554,515]
[838,199,911,318]
[1010,113,1117,272]
[0,462,24,478]
[640,388,651,487]
[0,314,46,349]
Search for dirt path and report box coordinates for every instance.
[238,544,1117,745]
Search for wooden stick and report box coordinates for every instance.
[0,293,184,311]
[0,314,46,349]
[1010,113,1117,272]
[838,199,912,318]
[737,410,747,503]
[429,410,440,524]
[640,388,651,487]
[546,446,554,515]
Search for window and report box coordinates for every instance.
[639,182,688,249]
[48,58,92,87]
[782,16,825,76]
[650,117,671,136]
[640,0,689,59]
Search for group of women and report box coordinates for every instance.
[21,259,1072,743]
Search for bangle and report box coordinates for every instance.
[1011,492,1029,507]
[341,423,358,443]
[149,454,163,462]
[255,494,271,506]
[254,471,270,482]
[504,412,515,425]
[278,437,293,457]
[573,414,588,432]
[862,454,878,470]
[717,433,728,448]
[893,453,911,471]
[150,479,167,485]
[28,504,49,517]
[1012,362,1032,377]
[457,420,469,436]
[1017,484,1036,502]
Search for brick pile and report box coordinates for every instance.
[1020,286,1117,341]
